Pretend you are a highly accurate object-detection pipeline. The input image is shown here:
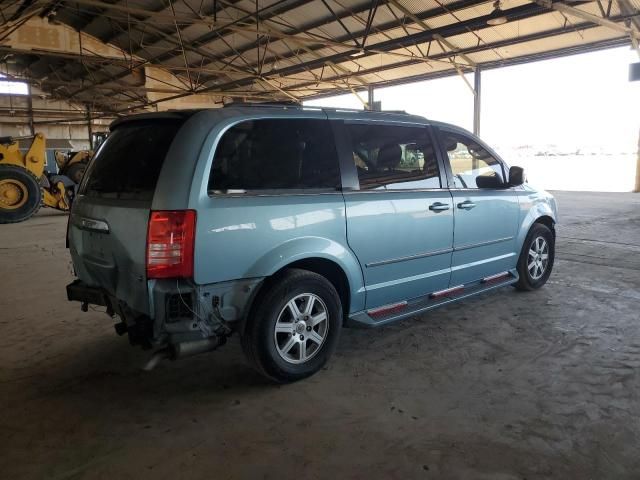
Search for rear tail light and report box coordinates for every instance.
[146,210,196,279]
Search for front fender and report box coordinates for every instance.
[516,190,557,249]
[247,236,365,313]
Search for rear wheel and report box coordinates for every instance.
[0,165,42,224]
[514,223,555,291]
[241,269,342,383]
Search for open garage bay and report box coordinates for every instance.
[1,191,639,479]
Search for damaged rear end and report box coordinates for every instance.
[66,112,233,364]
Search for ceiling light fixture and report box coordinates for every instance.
[486,1,508,26]
[47,9,60,25]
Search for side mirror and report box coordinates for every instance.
[509,166,526,186]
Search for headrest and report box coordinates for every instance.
[377,143,402,169]
[444,137,458,152]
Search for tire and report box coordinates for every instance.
[0,165,42,224]
[241,269,342,383]
[514,223,555,291]
[62,162,87,184]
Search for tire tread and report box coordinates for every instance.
[241,268,342,383]
[514,222,555,291]
[0,164,42,224]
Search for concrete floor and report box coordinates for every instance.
[1,191,639,479]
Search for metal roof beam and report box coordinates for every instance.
[50,0,293,97]
[50,0,488,101]
[78,0,485,79]
[72,0,309,62]
[304,35,630,102]
[291,14,630,93]
[214,1,555,91]
[535,1,640,39]
[187,0,488,76]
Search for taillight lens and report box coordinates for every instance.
[146,210,196,279]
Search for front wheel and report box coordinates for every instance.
[514,223,555,291]
[241,269,342,383]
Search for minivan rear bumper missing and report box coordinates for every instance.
[67,279,155,348]
[67,279,109,309]
[66,277,264,352]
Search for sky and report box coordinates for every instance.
[305,46,640,154]
[0,74,29,95]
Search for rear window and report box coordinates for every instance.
[209,118,340,193]
[81,121,183,200]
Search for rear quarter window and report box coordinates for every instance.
[81,121,183,200]
[208,118,341,194]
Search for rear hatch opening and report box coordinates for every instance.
[67,117,187,318]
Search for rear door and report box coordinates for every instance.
[437,128,520,286]
[68,118,186,314]
[337,120,454,309]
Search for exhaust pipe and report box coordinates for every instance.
[142,348,170,371]
[173,337,225,359]
[142,336,226,371]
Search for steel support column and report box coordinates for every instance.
[87,106,93,149]
[473,67,481,136]
[367,85,374,111]
[26,84,35,136]
[635,129,640,192]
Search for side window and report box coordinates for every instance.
[346,123,441,190]
[443,132,505,189]
[209,119,340,192]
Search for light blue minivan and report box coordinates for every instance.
[66,104,557,382]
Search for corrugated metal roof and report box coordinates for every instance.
[1,0,636,117]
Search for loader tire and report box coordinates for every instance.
[0,165,42,224]
[63,162,87,184]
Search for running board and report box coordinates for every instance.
[348,270,518,328]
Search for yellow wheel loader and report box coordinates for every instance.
[0,133,91,223]
[54,150,91,184]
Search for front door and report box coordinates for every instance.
[438,128,521,286]
[338,121,454,309]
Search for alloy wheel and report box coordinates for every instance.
[273,293,329,364]
[527,236,549,280]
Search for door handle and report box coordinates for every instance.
[429,202,450,212]
[457,200,476,210]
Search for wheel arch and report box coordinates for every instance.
[280,257,351,319]
[516,201,557,252]
[534,215,555,237]
[238,238,366,334]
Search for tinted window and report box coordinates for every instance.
[443,132,505,189]
[81,121,182,200]
[209,119,340,192]
[346,124,440,190]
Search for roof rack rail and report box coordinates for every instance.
[223,101,301,108]
[222,101,411,116]
[315,106,410,115]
